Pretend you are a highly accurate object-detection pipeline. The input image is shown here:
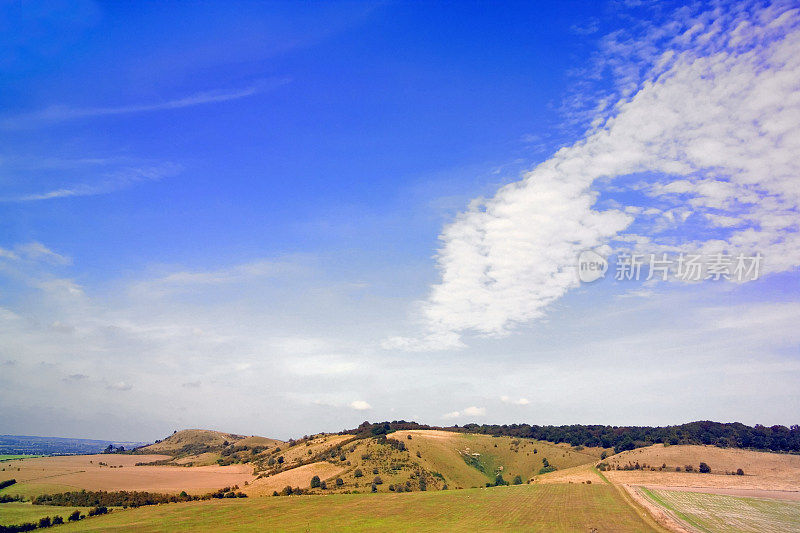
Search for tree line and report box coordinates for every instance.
[342,420,800,453]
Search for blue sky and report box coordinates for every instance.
[2,0,799,441]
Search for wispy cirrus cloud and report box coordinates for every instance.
[388,1,800,350]
[1,78,290,129]
[0,163,182,202]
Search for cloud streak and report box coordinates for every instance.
[1,163,182,202]
[1,78,289,128]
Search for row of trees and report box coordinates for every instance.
[343,420,800,453]
[451,421,800,453]
[32,487,245,508]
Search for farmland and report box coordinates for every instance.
[0,502,91,527]
[638,487,800,533]
[0,454,253,496]
[54,484,662,532]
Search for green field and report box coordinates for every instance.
[641,487,800,533]
[0,482,79,500]
[54,484,659,532]
[0,502,91,526]
[0,455,43,462]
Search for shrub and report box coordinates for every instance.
[373,476,383,485]
[737,468,745,476]
[0,479,16,490]
[354,469,363,478]
[335,477,344,486]
[310,475,321,488]
[512,475,522,485]
[52,516,64,525]
[373,468,379,475]
[371,483,377,493]
[320,481,327,490]
[68,510,81,522]
[38,517,51,528]
[494,474,507,486]
[699,462,711,473]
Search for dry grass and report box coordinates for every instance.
[139,430,245,454]
[0,454,253,495]
[246,462,348,495]
[604,444,800,492]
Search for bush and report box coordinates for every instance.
[370,483,377,493]
[373,468,379,475]
[494,474,507,486]
[354,469,363,478]
[51,516,64,525]
[68,510,81,522]
[0,479,16,490]
[737,468,745,475]
[699,462,711,473]
[38,517,51,528]
[512,475,522,485]
[373,476,383,485]
[310,475,321,488]
[335,477,344,486]
[87,506,109,517]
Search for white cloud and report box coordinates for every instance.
[501,396,530,405]
[442,406,486,419]
[392,2,800,349]
[107,381,132,391]
[349,400,371,411]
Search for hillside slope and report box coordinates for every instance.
[603,444,800,491]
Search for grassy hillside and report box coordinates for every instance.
[55,484,662,532]
[393,430,605,488]
[242,429,604,495]
[138,430,247,455]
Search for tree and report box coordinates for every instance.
[320,481,327,490]
[699,462,711,473]
[68,510,81,522]
[373,476,383,485]
[336,477,344,486]
[310,475,321,488]
[512,475,522,485]
[52,516,64,525]
[354,469,363,478]
[277,456,284,464]
[371,483,377,493]
[736,468,744,475]
[38,517,52,528]
[494,474,507,486]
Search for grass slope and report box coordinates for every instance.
[393,430,602,488]
[57,484,659,532]
[138,430,247,454]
